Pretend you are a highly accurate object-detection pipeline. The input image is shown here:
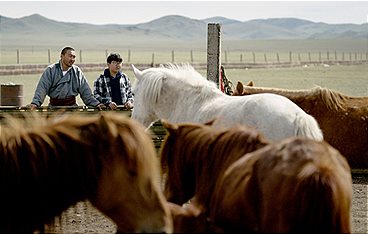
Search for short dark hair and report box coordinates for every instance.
[107,53,123,63]
[61,46,75,55]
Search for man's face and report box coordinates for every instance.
[61,50,76,68]
[108,60,122,74]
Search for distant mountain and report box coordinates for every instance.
[1,14,367,49]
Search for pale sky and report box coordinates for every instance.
[1,1,368,25]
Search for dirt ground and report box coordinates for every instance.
[46,175,368,234]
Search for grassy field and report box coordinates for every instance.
[1,39,367,64]
[0,64,367,106]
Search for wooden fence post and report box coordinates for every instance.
[128,49,131,62]
[151,53,155,67]
[207,23,221,88]
[190,50,193,63]
[48,49,51,63]
[171,50,175,63]
[289,51,292,63]
[17,49,20,64]
[79,50,83,63]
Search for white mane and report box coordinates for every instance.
[133,63,219,108]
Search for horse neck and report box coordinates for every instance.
[243,86,311,100]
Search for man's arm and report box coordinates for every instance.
[77,68,101,107]
[29,67,52,106]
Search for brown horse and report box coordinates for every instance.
[233,80,368,169]
[0,112,172,233]
[210,136,352,233]
[160,120,269,219]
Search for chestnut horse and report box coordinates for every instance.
[210,136,352,233]
[160,120,269,227]
[0,112,172,233]
[233,81,368,169]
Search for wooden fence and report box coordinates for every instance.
[0,106,166,150]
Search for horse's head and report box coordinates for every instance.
[131,64,161,127]
[83,113,173,233]
[160,120,212,205]
[232,80,254,96]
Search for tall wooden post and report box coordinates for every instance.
[207,23,221,89]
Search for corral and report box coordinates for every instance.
[0,25,367,232]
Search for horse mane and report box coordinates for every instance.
[241,81,348,111]
[133,63,219,108]
[0,112,158,233]
[312,86,348,111]
[160,121,269,209]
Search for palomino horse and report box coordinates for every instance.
[160,120,269,223]
[131,63,323,142]
[233,80,368,169]
[0,112,172,233]
[210,136,352,233]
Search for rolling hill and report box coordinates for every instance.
[1,14,367,50]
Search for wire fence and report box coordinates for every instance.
[1,49,367,76]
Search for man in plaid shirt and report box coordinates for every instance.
[93,53,134,110]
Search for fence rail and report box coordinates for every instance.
[0,106,166,150]
[1,49,367,67]
[1,60,367,76]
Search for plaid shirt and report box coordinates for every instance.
[93,69,134,105]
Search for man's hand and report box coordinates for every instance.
[108,102,118,110]
[26,103,37,111]
[96,103,106,110]
[124,101,134,110]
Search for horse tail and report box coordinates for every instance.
[295,113,324,141]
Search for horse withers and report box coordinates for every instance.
[0,112,172,233]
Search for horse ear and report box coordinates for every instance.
[246,80,254,87]
[131,64,142,80]
[236,81,244,94]
[161,119,178,133]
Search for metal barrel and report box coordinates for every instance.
[0,84,24,106]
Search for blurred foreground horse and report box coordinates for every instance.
[161,121,352,233]
[211,136,352,233]
[131,63,323,142]
[161,120,270,232]
[233,80,368,169]
[0,112,172,233]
